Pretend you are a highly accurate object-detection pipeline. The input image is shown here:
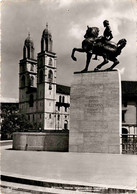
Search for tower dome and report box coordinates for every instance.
[23,32,34,59]
[24,33,34,48]
[41,23,53,52]
[42,23,52,38]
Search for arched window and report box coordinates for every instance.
[29,94,34,107]
[21,75,25,87]
[48,70,53,82]
[64,120,68,130]
[49,114,51,119]
[39,70,43,83]
[49,38,52,51]
[30,76,34,87]
[58,114,60,121]
[30,64,34,71]
[59,96,61,103]
[27,46,30,59]
[39,58,43,67]
[49,58,52,66]
[62,96,65,103]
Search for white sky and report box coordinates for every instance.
[1,0,137,102]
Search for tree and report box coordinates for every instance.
[1,104,34,140]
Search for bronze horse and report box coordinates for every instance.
[71,26,127,72]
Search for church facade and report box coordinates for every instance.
[19,26,70,130]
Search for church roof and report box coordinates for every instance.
[56,84,70,95]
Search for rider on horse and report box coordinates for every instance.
[71,21,126,72]
[93,20,113,60]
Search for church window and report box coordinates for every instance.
[27,46,30,59]
[49,58,52,66]
[22,64,26,72]
[59,96,61,103]
[30,76,34,87]
[29,94,34,107]
[49,114,51,119]
[65,107,67,112]
[49,83,52,90]
[40,58,43,67]
[64,120,68,130]
[58,114,60,120]
[30,64,34,71]
[62,96,65,103]
[48,70,53,82]
[21,75,25,87]
[58,106,60,111]
[39,70,44,83]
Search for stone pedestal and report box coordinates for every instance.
[69,70,122,154]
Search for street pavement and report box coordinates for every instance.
[1,143,137,193]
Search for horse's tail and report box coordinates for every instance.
[117,39,127,49]
[116,39,127,55]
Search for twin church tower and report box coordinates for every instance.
[19,25,70,130]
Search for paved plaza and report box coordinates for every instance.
[1,142,137,193]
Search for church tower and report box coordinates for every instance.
[19,33,37,123]
[37,24,57,130]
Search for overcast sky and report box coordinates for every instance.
[1,0,137,102]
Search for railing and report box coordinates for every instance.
[121,124,137,154]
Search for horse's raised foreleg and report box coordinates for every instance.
[81,52,92,72]
[71,48,85,61]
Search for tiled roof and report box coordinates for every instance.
[56,84,70,95]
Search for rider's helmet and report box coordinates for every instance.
[103,20,109,26]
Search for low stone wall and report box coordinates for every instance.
[13,131,69,152]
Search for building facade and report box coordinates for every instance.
[19,26,70,130]
[121,81,137,154]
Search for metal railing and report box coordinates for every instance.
[121,124,137,154]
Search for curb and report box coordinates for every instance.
[1,174,136,193]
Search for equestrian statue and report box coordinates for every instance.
[71,20,127,72]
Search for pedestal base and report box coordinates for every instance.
[69,70,122,154]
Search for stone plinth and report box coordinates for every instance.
[69,70,122,154]
[13,132,69,152]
